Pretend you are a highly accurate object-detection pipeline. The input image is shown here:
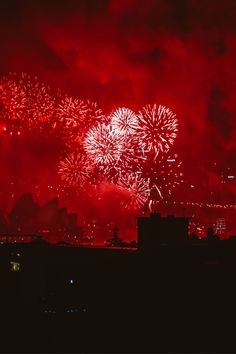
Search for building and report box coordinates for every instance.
[137,212,189,251]
[214,218,227,236]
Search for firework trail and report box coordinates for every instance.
[143,153,182,197]
[128,152,182,211]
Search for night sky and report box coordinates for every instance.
[0,0,236,240]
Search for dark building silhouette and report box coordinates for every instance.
[9,193,40,233]
[2,207,236,352]
[137,212,189,251]
[0,193,83,244]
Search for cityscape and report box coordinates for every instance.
[1,205,236,352]
[1,0,236,353]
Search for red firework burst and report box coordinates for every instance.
[57,96,104,133]
[0,74,26,121]
[0,72,56,132]
[57,96,85,126]
[58,151,91,187]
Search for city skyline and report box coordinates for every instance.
[1,0,236,241]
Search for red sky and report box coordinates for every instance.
[1,1,236,163]
[1,0,236,238]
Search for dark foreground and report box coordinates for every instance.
[1,241,236,353]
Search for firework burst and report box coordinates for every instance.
[111,107,138,134]
[58,151,92,187]
[137,104,178,158]
[58,96,104,132]
[57,96,85,127]
[118,173,150,210]
[0,72,56,132]
[0,75,27,122]
[0,70,183,221]
[81,99,104,131]
[84,123,126,171]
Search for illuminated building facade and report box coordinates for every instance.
[214,218,227,236]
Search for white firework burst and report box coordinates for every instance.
[84,123,126,169]
[111,107,138,134]
[137,104,178,158]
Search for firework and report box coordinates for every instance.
[81,99,104,131]
[57,96,85,126]
[57,96,104,133]
[58,151,91,187]
[84,123,126,170]
[84,112,143,180]
[118,173,150,210]
[84,104,181,206]
[137,104,178,158]
[0,75,26,121]
[111,107,138,134]
[0,71,183,229]
[0,72,56,132]
[25,76,55,128]
[130,152,183,213]
[144,153,182,197]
